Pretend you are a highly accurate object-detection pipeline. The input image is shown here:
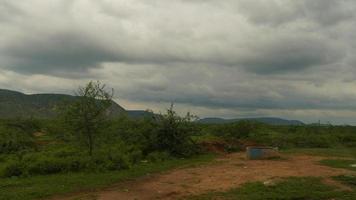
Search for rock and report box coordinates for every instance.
[263,180,277,186]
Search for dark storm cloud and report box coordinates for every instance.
[1,0,356,124]
[2,31,119,74]
[0,0,350,76]
[1,28,345,76]
[123,75,356,111]
[239,36,345,74]
[99,65,356,113]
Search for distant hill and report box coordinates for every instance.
[0,89,125,119]
[0,89,305,125]
[198,117,304,125]
[126,110,155,118]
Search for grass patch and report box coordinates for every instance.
[334,175,356,188]
[187,177,356,200]
[320,159,356,171]
[282,148,356,158]
[0,154,215,200]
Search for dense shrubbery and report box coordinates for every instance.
[0,106,200,177]
[104,106,199,158]
[251,125,356,148]
[0,128,33,153]
[0,119,38,153]
[199,121,356,149]
[0,143,141,177]
[152,106,198,157]
[1,105,356,178]
[2,113,356,178]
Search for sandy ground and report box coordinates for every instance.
[51,153,354,200]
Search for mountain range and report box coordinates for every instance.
[197,117,304,125]
[0,89,304,125]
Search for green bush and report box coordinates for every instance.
[0,125,35,153]
[0,159,25,177]
[146,151,171,162]
[0,142,143,177]
[27,157,68,175]
[334,175,356,187]
[245,125,350,149]
[199,122,356,149]
[151,105,198,157]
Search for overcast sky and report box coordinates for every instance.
[1,0,356,124]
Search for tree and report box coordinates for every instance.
[153,104,198,157]
[62,81,113,156]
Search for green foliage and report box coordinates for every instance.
[0,103,203,178]
[151,105,199,157]
[188,177,356,200]
[0,142,142,177]
[1,159,24,177]
[282,148,356,158]
[146,151,171,162]
[104,114,157,155]
[200,122,356,149]
[200,120,260,140]
[0,119,37,153]
[320,159,356,171]
[222,120,256,139]
[61,81,113,156]
[334,175,356,188]
[105,106,200,158]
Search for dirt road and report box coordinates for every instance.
[52,153,354,200]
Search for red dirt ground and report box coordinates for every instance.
[50,153,355,200]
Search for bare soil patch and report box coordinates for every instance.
[51,153,355,200]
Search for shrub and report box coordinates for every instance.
[0,125,35,153]
[146,151,171,162]
[27,157,67,175]
[151,105,198,157]
[103,153,131,171]
[224,121,256,139]
[0,141,144,177]
[0,159,24,177]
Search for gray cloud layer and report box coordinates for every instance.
[1,0,356,124]
[237,0,356,26]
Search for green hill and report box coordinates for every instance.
[0,89,125,119]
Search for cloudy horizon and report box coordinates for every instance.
[1,0,356,124]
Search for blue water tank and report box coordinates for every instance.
[247,147,264,159]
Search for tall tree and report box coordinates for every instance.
[63,81,113,156]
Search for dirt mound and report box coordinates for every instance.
[199,140,228,154]
[237,139,264,149]
[199,139,257,154]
